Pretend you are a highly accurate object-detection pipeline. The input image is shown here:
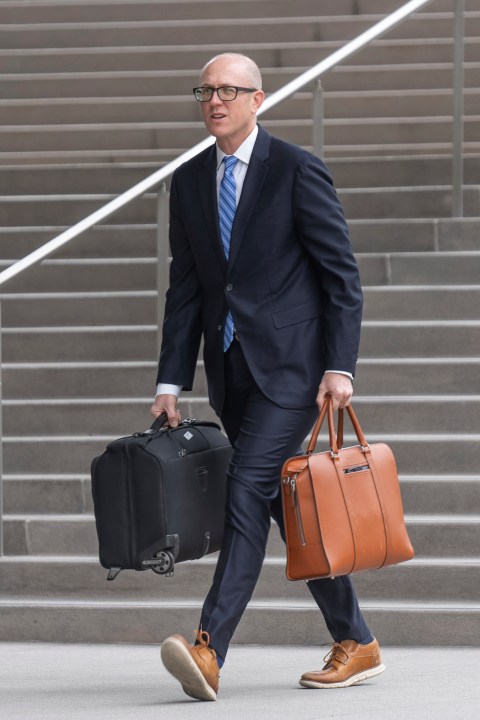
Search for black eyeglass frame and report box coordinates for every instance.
[192,86,258,102]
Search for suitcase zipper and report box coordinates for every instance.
[125,439,137,567]
[284,473,306,546]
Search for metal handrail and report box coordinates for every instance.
[0,0,436,290]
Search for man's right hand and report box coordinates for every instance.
[150,394,181,428]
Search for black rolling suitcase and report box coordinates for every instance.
[91,414,231,580]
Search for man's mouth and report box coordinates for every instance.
[211,113,226,119]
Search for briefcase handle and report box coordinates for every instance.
[306,396,369,456]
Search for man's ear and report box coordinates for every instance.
[251,89,266,114]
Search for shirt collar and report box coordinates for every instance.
[215,124,259,170]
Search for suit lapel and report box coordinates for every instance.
[198,145,227,271]
[228,127,271,270]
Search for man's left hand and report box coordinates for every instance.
[316,373,353,411]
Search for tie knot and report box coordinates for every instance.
[223,155,238,172]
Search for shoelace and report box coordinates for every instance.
[324,642,350,666]
[194,628,218,660]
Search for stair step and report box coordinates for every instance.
[401,476,480,516]
[363,287,480,320]
[4,512,480,557]
[359,250,480,285]
[2,435,478,475]
[359,322,480,358]
[0,291,158,327]
[4,357,479,399]
[387,252,480,285]
[2,253,480,295]
[1,284,479,327]
[1,64,479,103]
[0,0,396,24]
[1,555,479,604]
[0,143,477,168]
[0,119,479,156]
[0,164,152,195]
[0,156,479,197]
[4,322,480,362]
[0,187,479,235]
[0,596,478,645]
[0,258,159,292]
[1,37,479,75]
[1,217,479,262]
[355,358,480,395]
[0,225,161,262]
[2,396,479,435]
[4,474,478,516]
[3,476,91,515]
[1,14,479,52]
[1,325,158,361]
[0,0,468,25]
[1,89,479,127]
[2,360,163,399]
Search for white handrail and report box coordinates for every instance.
[0,0,434,289]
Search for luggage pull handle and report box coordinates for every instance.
[306,396,369,456]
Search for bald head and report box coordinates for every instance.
[197,53,265,154]
[200,53,262,89]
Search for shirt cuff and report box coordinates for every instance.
[156,383,182,397]
[324,370,353,381]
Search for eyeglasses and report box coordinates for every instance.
[193,86,257,102]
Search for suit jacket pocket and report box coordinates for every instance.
[272,298,323,329]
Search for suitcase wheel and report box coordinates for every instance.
[148,550,175,576]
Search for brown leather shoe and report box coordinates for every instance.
[300,638,385,689]
[161,629,219,701]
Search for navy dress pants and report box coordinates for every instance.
[199,340,373,662]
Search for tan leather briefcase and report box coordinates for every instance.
[281,397,414,581]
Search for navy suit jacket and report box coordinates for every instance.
[156,125,363,415]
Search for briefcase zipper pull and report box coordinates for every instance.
[290,474,298,506]
[282,472,299,503]
[292,476,307,546]
[283,473,306,546]
[282,472,297,496]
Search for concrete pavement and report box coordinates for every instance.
[1,642,479,720]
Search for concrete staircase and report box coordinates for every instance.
[0,0,479,646]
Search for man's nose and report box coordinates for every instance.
[209,91,224,106]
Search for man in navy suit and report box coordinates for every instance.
[151,53,384,701]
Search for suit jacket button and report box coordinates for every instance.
[226,283,233,292]
[217,324,223,331]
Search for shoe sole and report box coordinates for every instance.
[161,636,217,702]
[299,663,386,689]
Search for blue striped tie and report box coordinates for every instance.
[219,155,238,351]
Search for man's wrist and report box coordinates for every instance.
[324,370,353,381]
[156,383,182,397]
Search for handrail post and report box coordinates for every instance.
[157,183,170,355]
[0,300,3,557]
[312,79,325,158]
[452,0,465,218]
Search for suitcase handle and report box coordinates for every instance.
[149,412,169,433]
[142,415,223,437]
